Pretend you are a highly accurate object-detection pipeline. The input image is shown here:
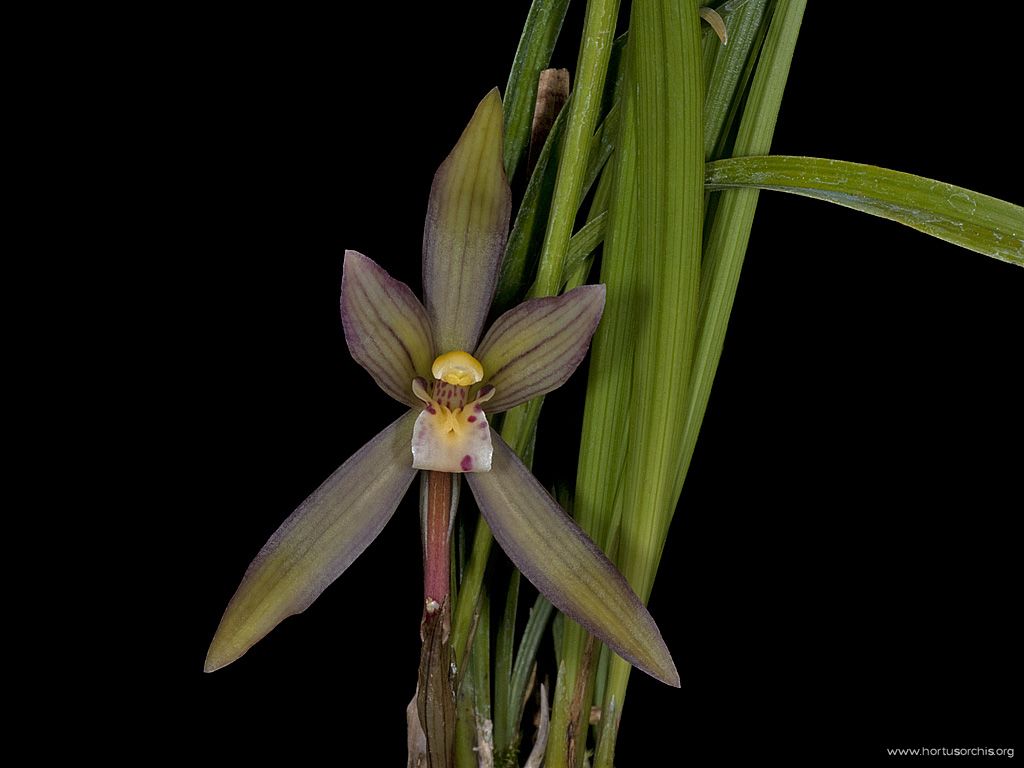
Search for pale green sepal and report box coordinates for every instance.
[205,411,419,672]
[422,89,512,353]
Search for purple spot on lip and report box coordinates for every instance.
[474,405,482,412]
[460,455,473,471]
[467,415,477,423]
[427,406,436,414]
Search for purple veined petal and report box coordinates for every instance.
[465,429,680,687]
[205,411,419,672]
[422,88,512,354]
[475,285,606,414]
[342,250,435,408]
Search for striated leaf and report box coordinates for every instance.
[341,250,435,407]
[503,0,572,181]
[493,571,519,757]
[423,89,512,354]
[205,412,419,672]
[703,0,771,160]
[475,285,606,414]
[705,155,1024,267]
[528,0,620,299]
[508,593,554,758]
[465,431,679,687]
[493,96,569,316]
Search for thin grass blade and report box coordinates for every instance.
[504,0,572,181]
[706,155,1024,267]
[493,571,520,757]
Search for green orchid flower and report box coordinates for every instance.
[205,89,678,687]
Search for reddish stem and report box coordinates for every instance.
[423,470,452,617]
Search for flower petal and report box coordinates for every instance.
[465,429,679,687]
[422,88,512,353]
[341,250,435,407]
[475,285,606,414]
[412,398,493,473]
[205,412,419,672]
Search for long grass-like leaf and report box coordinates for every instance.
[504,0,572,182]
[704,0,770,159]
[675,0,805,516]
[509,594,554,744]
[547,73,639,768]
[561,211,608,291]
[493,571,520,758]
[454,591,491,768]
[706,155,1024,267]
[530,0,621,298]
[593,2,705,764]
[494,101,569,316]
[703,0,770,159]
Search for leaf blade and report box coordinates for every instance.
[705,155,1024,267]
[503,0,572,182]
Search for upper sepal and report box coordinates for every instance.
[341,250,435,407]
[475,284,606,414]
[422,88,512,354]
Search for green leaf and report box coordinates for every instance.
[560,211,608,292]
[493,571,520,759]
[503,0,572,182]
[493,101,569,315]
[702,0,770,159]
[530,0,621,299]
[508,593,554,749]
[494,96,619,315]
[706,155,1024,267]
[677,0,808,518]
[615,0,704,603]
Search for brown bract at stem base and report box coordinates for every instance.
[527,67,570,176]
[418,597,456,768]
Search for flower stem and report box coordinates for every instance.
[424,470,454,621]
[418,471,459,768]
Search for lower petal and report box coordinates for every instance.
[465,429,679,687]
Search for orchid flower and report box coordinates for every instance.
[205,89,678,687]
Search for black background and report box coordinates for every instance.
[156,4,1021,763]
